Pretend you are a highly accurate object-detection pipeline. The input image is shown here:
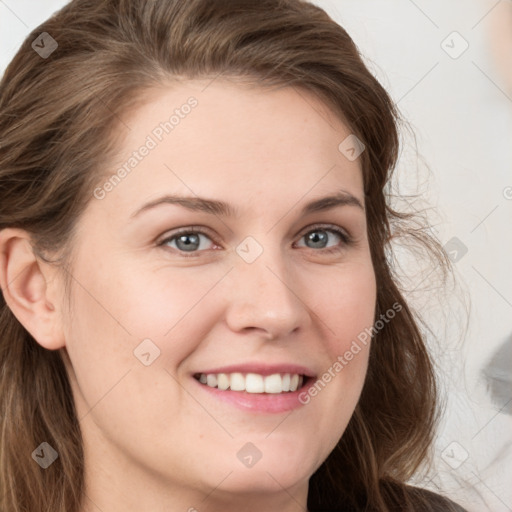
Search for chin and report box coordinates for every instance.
[196,442,318,495]
[208,462,311,494]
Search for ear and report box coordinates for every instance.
[0,228,66,350]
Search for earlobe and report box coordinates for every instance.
[0,228,66,350]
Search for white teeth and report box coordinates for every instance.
[245,373,264,393]
[282,373,291,392]
[217,373,229,390]
[196,372,306,393]
[264,373,283,394]
[230,372,245,391]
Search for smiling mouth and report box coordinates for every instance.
[193,372,311,394]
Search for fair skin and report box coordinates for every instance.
[0,79,376,512]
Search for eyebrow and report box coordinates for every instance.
[129,190,365,220]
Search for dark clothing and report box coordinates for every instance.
[311,484,469,511]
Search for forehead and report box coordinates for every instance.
[94,79,365,219]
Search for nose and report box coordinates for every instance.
[223,245,311,340]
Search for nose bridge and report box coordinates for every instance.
[225,234,308,337]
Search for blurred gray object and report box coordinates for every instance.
[482,335,512,415]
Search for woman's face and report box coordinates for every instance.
[60,79,376,509]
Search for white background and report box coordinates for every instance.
[1,1,511,510]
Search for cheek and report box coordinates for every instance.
[312,259,377,356]
[67,255,222,342]
[61,263,203,448]
[62,259,229,404]
[300,260,376,420]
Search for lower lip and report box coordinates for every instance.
[192,377,313,413]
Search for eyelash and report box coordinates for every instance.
[157,224,353,258]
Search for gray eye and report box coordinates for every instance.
[297,227,346,251]
[175,233,201,252]
[304,230,330,249]
[162,231,214,253]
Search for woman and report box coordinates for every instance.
[0,0,468,510]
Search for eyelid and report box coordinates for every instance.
[297,222,352,241]
[156,225,220,248]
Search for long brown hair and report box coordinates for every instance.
[0,1,459,510]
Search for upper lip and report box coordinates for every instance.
[193,363,316,378]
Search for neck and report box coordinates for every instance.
[80,466,310,512]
